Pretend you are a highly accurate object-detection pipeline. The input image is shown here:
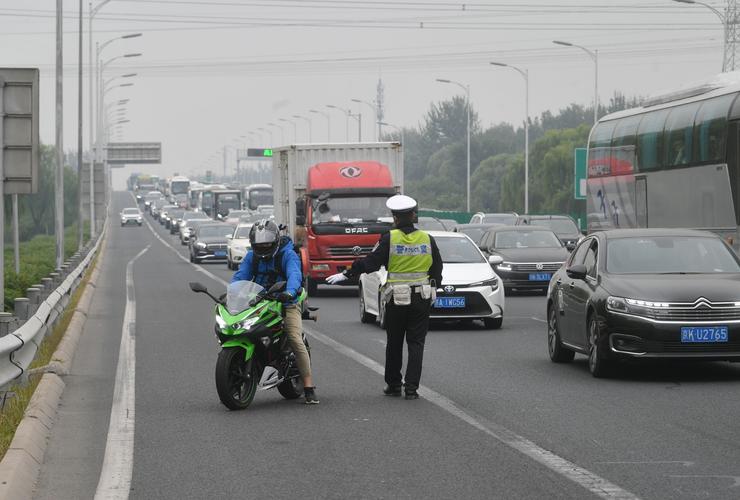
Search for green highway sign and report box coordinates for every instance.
[247,148,273,158]
[574,147,587,200]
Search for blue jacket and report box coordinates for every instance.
[231,237,302,303]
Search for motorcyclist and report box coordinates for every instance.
[231,219,319,405]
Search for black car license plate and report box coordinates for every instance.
[680,326,728,343]
[528,273,551,281]
[434,297,465,308]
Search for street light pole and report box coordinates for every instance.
[310,109,330,141]
[293,115,312,142]
[327,105,355,141]
[490,63,529,214]
[351,98,379,141]
[279,118,297,143]
[435,78,471,212]
[56,0,64,269]
[553,40,599,125]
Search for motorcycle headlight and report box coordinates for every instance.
[236,317,259,331]
[215,315,227,329]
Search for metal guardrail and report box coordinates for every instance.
[0,228,105,390]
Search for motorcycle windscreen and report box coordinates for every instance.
[227,280,266,314]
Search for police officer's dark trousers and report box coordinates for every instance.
[383,291,431,391]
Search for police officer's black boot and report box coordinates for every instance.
[383,385,402,397]
[404,387,419,400]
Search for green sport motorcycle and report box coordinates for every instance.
[189,280,315,410]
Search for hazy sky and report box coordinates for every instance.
[0,0,724,188]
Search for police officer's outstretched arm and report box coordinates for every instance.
[231,251,254,283]
[326,232,391,283]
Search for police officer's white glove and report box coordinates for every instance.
[326,272,348,285]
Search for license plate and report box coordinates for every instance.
[528,273,551,281]
[681,326,729,343]
[214,250,226,257]
[434,297,466,308]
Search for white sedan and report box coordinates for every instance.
[226,223,252,270]
[359,231,505,329]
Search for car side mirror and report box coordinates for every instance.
[226,234,232,240]
[566,264,587,280]
[488,255,504,266]
[566,241,576,252]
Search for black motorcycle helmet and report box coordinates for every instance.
[249,219,280,260]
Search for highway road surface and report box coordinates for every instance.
[33,192,740,500]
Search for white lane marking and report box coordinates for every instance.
[303,324,639,500]
[599,461,694,467]
[94,245,150,500]
[530,316,547,323]
[142,202,638,500]
[669,475,740,487]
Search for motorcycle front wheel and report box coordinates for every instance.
[215,347,258,410]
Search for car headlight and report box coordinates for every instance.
[469,277,499,290]
[496,262,513,272]
[606,296,629,313]
[195,241,207,249]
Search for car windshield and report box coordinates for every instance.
[607,236,740,274]
[227,280,265,314]
[312,196,391,224]
[247,189,273,210]
[483,214,517,225]
[234,226,252,238]
[526,218,579,234]
[198,225,233,238]
[494,230,562,249]
[417,218,446,231]
[436,236,486,263]
[458,227,485,244]
[122,208,139,215]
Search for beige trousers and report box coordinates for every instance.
[284,305,312,378]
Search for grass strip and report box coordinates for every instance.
[0,249,99,459]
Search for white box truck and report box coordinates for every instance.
[272,142,403,294]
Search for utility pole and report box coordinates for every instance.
[674,0,739,71]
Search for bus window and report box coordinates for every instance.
[664,102,701,167]
[637,108,670,171]
[694,93,735,164]
[588,121,616,176]
[611,115,642,174]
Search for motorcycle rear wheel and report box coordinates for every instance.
[215,347,258,410]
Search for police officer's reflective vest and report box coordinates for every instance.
[387,229,433,284]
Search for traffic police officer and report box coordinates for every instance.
[326,195,443,399]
